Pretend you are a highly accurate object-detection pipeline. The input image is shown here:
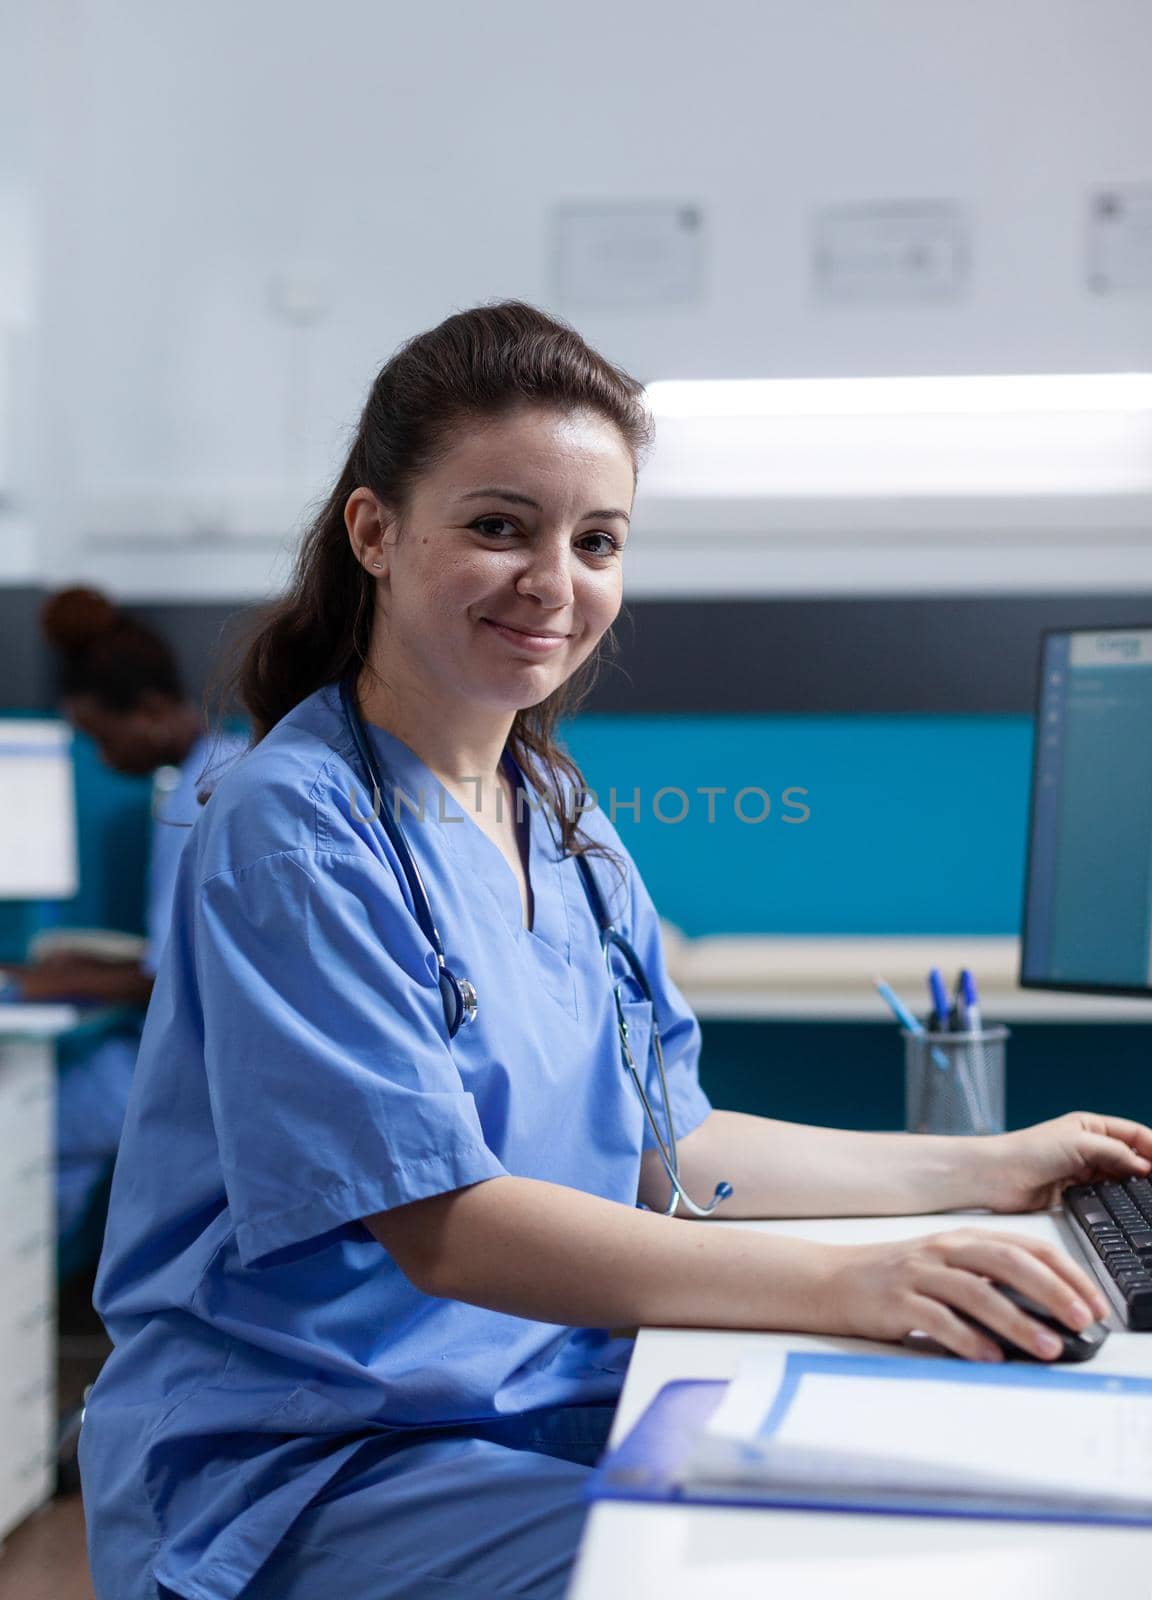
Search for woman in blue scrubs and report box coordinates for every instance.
[81,301,1152,1600]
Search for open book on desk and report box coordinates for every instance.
[587,1350,1152,1527]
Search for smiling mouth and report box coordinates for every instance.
[482,619,570,639]
[481,618,573,651]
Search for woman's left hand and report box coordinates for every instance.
[980,1111,1152,1213]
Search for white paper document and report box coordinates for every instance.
[683,1350,1152,1516]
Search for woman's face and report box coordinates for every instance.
[355,405,635,718]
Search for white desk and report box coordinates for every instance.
[571,1210,1152,1600]
[0,1003,80,1039]
[658,932,1152,1021]
[0,1006,76,1544]
[682,987,1152,1022]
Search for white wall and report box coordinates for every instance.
[0,3,41,582]
[10,0,1152,598]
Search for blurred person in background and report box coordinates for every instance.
[8,587,245,1268]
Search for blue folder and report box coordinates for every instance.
[586,1351,1152,1528]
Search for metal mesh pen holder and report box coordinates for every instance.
[902,1026,1008,1136]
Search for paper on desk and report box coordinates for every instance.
[704,1350,789,1438]
[687,1351,1152,1510]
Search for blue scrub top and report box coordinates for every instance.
[144,731,248,975]
[81,681,712,1600]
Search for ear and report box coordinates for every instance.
[345,488,397,580]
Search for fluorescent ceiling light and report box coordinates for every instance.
[640,374,1152,498]
[645,374,1152,418]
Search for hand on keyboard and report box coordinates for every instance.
[978,1111,1152,1214]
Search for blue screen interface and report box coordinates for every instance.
[1023,628,1152,991]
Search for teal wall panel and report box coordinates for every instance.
[564,714,1035,936]
[3,710,1038,958]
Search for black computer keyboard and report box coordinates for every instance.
[1063,1180,1152,1329]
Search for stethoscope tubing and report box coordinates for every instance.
[339,669,731,1219]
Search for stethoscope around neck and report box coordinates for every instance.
[338,672,731,1220]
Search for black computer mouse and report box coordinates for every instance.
[960,1283,1110,1363]
[903,1283,1111,1363]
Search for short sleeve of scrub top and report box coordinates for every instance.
[197,847,508,1268]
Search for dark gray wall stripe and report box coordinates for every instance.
[130,602,257,716]
[600,594,1152,713]
[0,587,51,709]
[5,590,1152,714]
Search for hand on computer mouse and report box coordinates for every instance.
[825,1227,1111,1362]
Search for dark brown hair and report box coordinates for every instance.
[41,586,184,710]
[231,299,653,861]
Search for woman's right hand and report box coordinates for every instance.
[819,1227,1111,1361]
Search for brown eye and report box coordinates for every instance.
[471,516,518,539]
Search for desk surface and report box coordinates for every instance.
[571,1210,1152,1600]
[661,934,1152,1021]
[0,1002,80,1039]
[682,986,1152,1021]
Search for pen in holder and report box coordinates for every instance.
[902,1026,1008,1136]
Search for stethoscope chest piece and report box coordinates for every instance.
[457,976,479,1028]
[437,967,478,1037]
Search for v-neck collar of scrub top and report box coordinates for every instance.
[361,718,576,968]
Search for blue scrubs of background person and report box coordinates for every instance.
[80,682,711,1600]
[28,589,246,1264]
[54,730,244,1247]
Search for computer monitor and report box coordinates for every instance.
[0,719,79,898]
[1021,626,1152,997]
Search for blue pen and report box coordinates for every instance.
[960,969,983,1034]
[928,966,984,1129]
[949,968,965,1030]
[951,967,990,1130]
[872,978,950,1071]
[928,967,952,1033]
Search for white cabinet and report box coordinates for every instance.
[0,1034,57,1542]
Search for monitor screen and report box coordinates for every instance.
[1021,627,1152,996]
[0,719,79,899]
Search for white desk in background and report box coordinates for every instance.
[570,1210,1152,1600]
[659,933,1152,1021]
[0,1004,77,1544]
[682,987,1152,1022]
